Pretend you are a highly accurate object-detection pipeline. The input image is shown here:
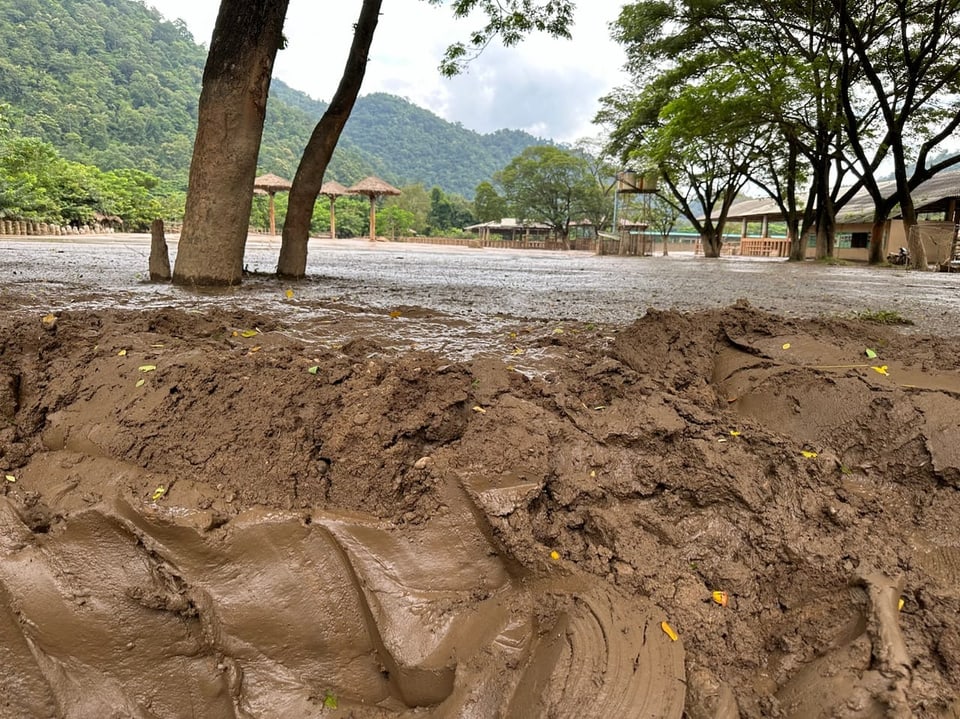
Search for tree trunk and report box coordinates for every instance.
[702,233,722,258]
[173,0,289,286]
[901,197,928,270]
[277,0,382,278]
[787,219,804,261]
[868,217,886,265]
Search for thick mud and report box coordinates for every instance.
[1,238,960,718]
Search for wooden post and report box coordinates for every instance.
[329,197,337,239]
[149,219,172,282]
[368,195,376,240]
[268,192,277,236]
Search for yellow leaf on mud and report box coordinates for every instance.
[138,365,157,373]
[285,289,294,299]
[712,591,729,607]
[511,348,525,356]
[117,349,127,356]
[240,329,258,338]
[472,405,487,414]
[135,379,145,388]
[871,365,889,376]
[4,475,15,483]
[249,346,262,353]
[729,430,741,437]
[661,621,678,641]
[42,313,56,325]
[898,598,905,611]
[553,327,564,335]
[782,343,791,350]
[550,550,560,561]
[590,470,596,478]
[801,450,818,459]
[389,310,402,319]
[151,486,166,501]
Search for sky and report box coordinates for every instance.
[145,0,631,143]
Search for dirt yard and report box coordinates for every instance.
[1,236,959,718]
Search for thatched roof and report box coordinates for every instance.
[254,173,292,192]
[319,180,349,198]
[347,176,401,197]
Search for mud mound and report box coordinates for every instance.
[1,300,959,717]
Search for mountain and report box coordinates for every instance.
[0,0,546,197]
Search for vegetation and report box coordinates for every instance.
[854,309,915,326]
[0,113,180,229]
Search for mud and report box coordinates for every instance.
[1,237,960,718]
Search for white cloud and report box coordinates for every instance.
[147,0,630,143]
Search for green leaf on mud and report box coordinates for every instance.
[240,329,259,338]
[4,475,15,483]
[138,365,157,373]
[135,379,146,388]
[865,348,878,359]
[308,366,320,375]
[323,690,338,709]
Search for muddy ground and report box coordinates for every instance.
[1,236,960,718]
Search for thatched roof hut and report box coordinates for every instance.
[254,173,292,236]
[319,181,348,239]
[347,177,401,240]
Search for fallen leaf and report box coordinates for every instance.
[285,289,294,299]
[42,313,56,325]
[323,690,338,710]
[231,331,238,337]
[712,591,729,607]
[389,310,402,319]
[865,348,878,359]
[782,343,791,350]
[511,348,525,356]
[308,366,320,375]
[661,621,679,641]
[718,438,728,443]
[729,430,741,437]
[151,486,166,501]
[135,379,145,388]
[801,450,818,459]
[590,470,596,478]
[871,365,889,376]
[117,349,127,357]
[249,346,262,353]
[898,598,905,611]
[550,550,560,561]
[240,329,258,338]
[594,405,606,411]
[138,365,157,373]
[552,327,564,335]
[4,475,15,483]
[151,344,165,348]
[472,405,487,414]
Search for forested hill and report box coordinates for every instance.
[0,0,546,197]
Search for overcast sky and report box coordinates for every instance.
[145,0,630,143]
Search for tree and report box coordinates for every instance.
[172,0,289,286]
[647,194,680,255]
[377,205,415,239]
[495,145,593,245]
[473,181,507,222]
[383,183,431,234]
[834,0,960,268]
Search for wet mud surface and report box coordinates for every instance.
[1,236,960,717]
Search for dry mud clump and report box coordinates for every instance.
[1,299,959,718]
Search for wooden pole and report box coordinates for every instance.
[368,194,376,240]
[269,192,277,235]
[329,197,337,239]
